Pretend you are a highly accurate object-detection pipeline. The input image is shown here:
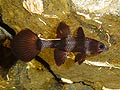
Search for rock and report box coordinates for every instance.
[0,0,120,89]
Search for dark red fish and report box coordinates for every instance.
[11,22,108,66]
[0,45,17,68]
[0,22,17,69]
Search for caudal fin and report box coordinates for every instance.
[11,29,40,62]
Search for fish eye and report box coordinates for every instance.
[99,43,105,49]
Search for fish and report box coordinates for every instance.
[0,22,17,68]
[10,22,108,66]
[0,45,18,79]
[0,45,17,68]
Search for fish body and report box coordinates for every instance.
[11,22,108,66]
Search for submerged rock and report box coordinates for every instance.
[0,0,120,89]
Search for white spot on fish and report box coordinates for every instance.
[85,40,91,55]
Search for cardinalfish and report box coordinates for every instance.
[0,22,17,69]
[11,22,108,66]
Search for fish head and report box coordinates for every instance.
[85,37,108,56]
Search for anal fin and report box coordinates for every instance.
[54,49,68,66]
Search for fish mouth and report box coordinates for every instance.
[97,50,104,53]
[98,45,108,53]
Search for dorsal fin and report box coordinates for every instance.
[11,29,40,62]
[72,27,85,52]
[75,27,86,64]
[76,27,85,40]
[56,22,70,38]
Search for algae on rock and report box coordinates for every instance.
[0,0,120,89]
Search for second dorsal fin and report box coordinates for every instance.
[76,27,85,41]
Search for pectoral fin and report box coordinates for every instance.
[75,53,86,64]
[54,49,68,66]
[56,22,70,38]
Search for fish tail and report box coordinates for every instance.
[11,29,41,62]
